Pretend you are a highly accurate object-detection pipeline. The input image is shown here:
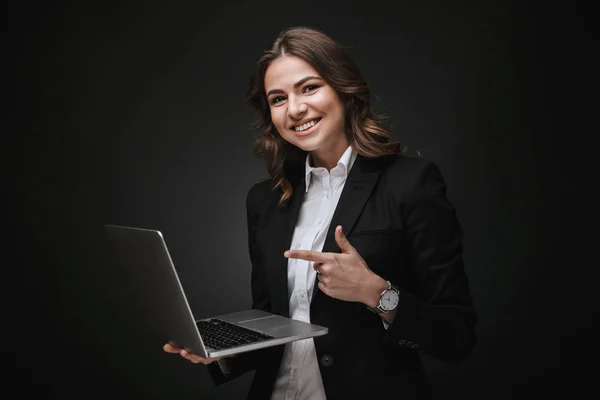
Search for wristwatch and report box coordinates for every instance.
[367,280,400,314]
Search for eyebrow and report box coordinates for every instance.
[266,76,323,97]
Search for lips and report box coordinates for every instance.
[290,117,322,136]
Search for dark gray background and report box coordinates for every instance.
[9,0,594,399]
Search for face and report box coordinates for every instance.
[264,55,347,161]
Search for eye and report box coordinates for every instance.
[270,95,286,105]
[302,84,319,93]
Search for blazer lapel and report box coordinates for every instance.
[268,176,306,318]
[312,155,384,302]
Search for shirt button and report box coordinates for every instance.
[299,290,305,298]
[320,354,334,367]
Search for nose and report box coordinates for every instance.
[287,95,308,120]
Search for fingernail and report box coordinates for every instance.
[284,251,291,257]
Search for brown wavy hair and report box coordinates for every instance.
[245,26,402,205]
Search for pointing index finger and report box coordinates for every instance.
[284,250,331,263]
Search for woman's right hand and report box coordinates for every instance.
[163,343,221,365]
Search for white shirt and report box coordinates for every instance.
[270,145,358,400]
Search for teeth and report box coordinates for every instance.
[294,119,318,132]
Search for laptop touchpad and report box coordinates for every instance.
[238,315,291,332]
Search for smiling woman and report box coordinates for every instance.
[163,26,477,400]
[245,26,403,205]
[264,56,347,169]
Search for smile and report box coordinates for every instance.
[291,118,322,135]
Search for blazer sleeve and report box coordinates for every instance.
[206,183,273,384]
[381,161,477,363]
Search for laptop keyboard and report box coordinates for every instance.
[196,319,275,350]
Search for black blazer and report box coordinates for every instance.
[208,154,477,400]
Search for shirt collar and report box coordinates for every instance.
[304,145,358,192]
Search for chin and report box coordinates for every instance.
[289,137,322,153]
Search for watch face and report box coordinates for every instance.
[381,289,399,311]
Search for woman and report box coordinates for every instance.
[164,26,477,400]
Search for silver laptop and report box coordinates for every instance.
[104,224,328,359]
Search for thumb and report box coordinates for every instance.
[335,225,353,254]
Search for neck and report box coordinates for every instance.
[310,140,350,171]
